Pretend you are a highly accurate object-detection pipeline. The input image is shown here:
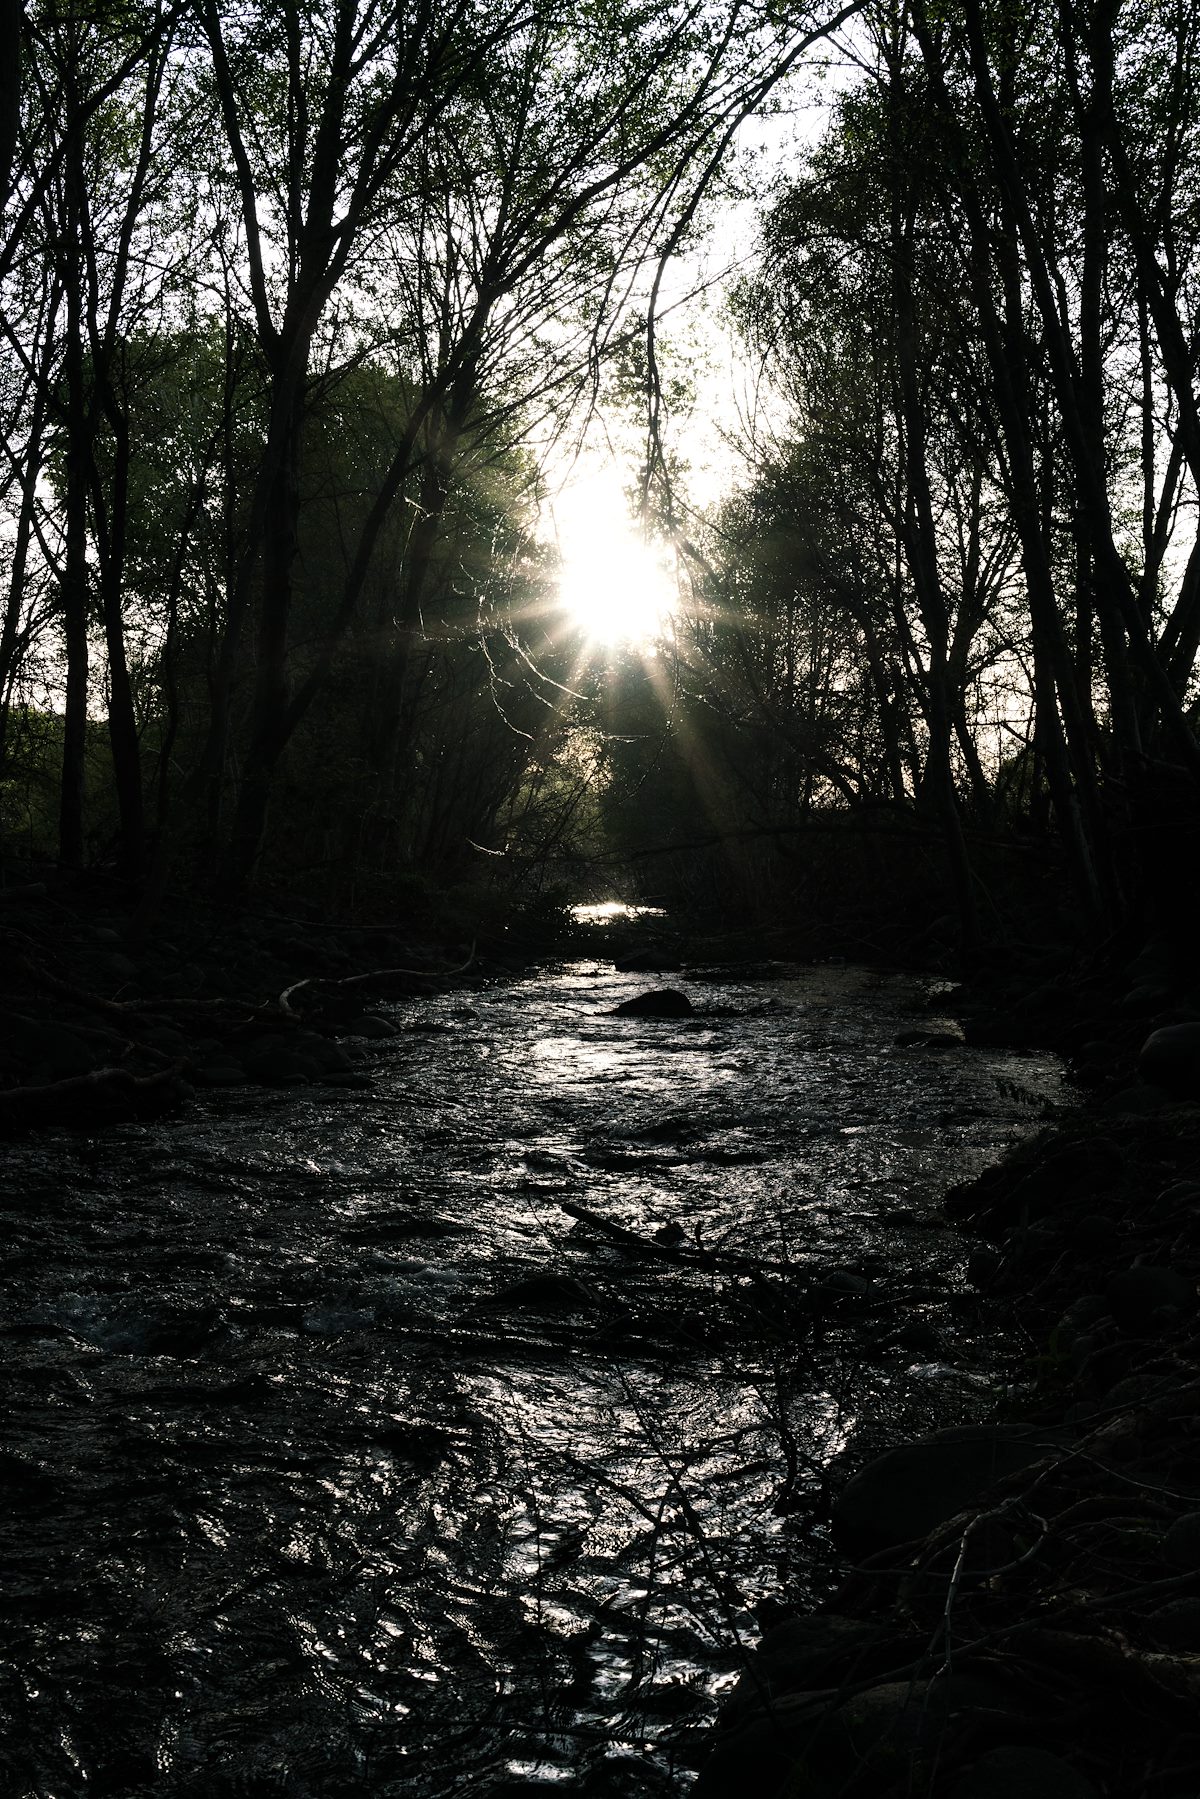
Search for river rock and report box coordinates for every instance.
[1148,1597,1200,1647]
[948,1746,1099,1799]
[965,1244,1002,1288]
[810,1269,874,1313]
[240,1043,314,1085]
[1102,1081,1173,1117]
[1072,1212,1118,1248]
[1161,1510,1200,1569]
[827,1675,1015,1765]
[296,1033,353,1074]
[882,1316,944,1353]
[946,1133,1122,1234]
[238,1030,351,1085]
[191,1061,246,1086]
[1106,1264,1194,1334]
[1122,981,1172,1013]
[695,1674,1015,1799]
[1125,937,1176,986]
[690,1690,827,1798]
[833,1423,1057,1554]
[721,1614,887,1723]
[1155,1178,1200,1214]
[346,1012,397,1039]
[1139,1022,1200,1098]
[6,1019,101,1081]
[480,1273,595,1313]
[1053,1293,1110,1356]
[613,988,693,1018]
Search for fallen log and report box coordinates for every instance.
[0,1063,186,1133]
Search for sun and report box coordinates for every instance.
[558,537,677,647]
[551,477,677,649]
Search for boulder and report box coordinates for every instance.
[946,1134,1123,1234]
[1106,1265,1194,1334]
[834,1423,1058,1555]
[948,1746,1099,1799]
[613,988,693,1018]
[1139,1022,1200,1098]
[637,1110,703,1143]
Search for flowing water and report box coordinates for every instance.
[0,959,1066,1799]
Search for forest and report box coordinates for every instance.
[5,7,1200,1799]
[1,0,1197,955]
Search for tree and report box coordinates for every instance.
[690,0,1200,946]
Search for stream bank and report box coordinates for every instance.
[694,955,1200,1799]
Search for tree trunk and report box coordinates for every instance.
[59,140,89,872]
[95,404,144,879]
[886,78,979,949]
[219,377,302,893]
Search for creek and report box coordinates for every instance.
[0,957,1067,1799]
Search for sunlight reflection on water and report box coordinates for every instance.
[571,900,667,923]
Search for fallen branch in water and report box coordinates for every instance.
[557,1197,801,1283]
[557,1197,680,1254]
[278,941,477,1015]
